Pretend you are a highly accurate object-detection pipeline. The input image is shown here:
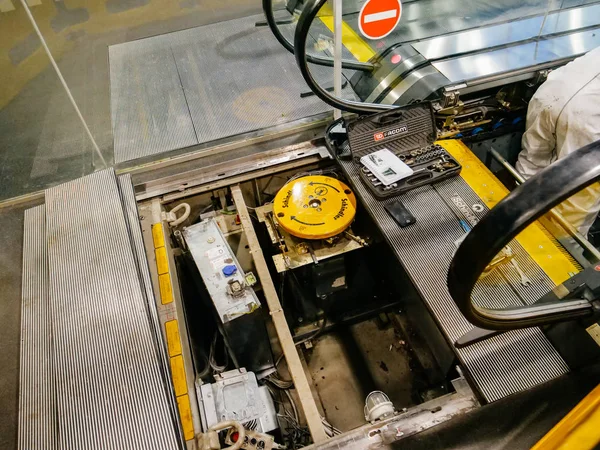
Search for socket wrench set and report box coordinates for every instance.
[346,103,461,199]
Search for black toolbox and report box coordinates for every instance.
[344,103,461,199]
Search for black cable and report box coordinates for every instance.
[294,0,395,114]
[262,0,375,72]
[294,313,327,347]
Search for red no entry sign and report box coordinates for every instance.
[358,0,402,40]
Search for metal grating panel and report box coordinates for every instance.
[170,15,351,147]
[110,14,356,163]
[19,205,57,450]
[338,159,569,402]
[45,169,179,449]
[433,181,556,306]
[109,37,199,163]
[117,174,183,443]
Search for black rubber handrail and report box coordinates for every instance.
[294,0,395,114]
[447,140,600,330]
[262,0,376,72]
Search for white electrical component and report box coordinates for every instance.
[183,219,260,323]
[197,369,278,434]
[364,391,395,423]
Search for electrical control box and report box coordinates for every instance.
[197,369,278,433]
[184,219,260,323]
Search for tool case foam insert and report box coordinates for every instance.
[345,103,462,199]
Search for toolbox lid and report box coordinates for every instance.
[346,103,437,159]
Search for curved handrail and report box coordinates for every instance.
[447,140,600,330]
[293,0,396,114]
[262,0,376,72]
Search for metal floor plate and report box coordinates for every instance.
[109,37,198,163]
[44,169,180,448]
[110,14,352,163]
[117,174,181,439]
[19,205,56,450]
[337,155,569,403]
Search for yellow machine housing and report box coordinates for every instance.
[272,175,357,240]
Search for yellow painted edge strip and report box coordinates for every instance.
[532,384,600,450]
[170,354,188,397]
[152,223,166,249]
[177,394,195,441]
[158,273,174,305]
[152,223,175,304]
[441,140,579,285]
[318,4,376,63]
[151,222,196,441]
[155,246,169,275]
[165,320,183,357]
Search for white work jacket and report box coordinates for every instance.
[516,45,600,236]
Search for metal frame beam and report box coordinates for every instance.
[231,185,328,443]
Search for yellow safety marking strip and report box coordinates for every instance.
[536,217,583,271]
[152,223,175,305]
[532,384,600,450]
[152,222,195,441]
[170,355,187,397]
[155,246,169,275]
[158,273,174,305]
[165,320,193,440]
[152,223,166,249]
[441,140,579,285]
[165,320,183,357]
[177,394,196,441]
[318,4,376,63]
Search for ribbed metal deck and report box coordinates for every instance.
[19,205,56,450]
[109,14,356,163]
[117,174,182,439]
[337,158,569,402]
[18,169,181,449]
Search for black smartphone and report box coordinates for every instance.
[385,200,416,227]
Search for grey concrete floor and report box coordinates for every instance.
[307,320,417,432]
